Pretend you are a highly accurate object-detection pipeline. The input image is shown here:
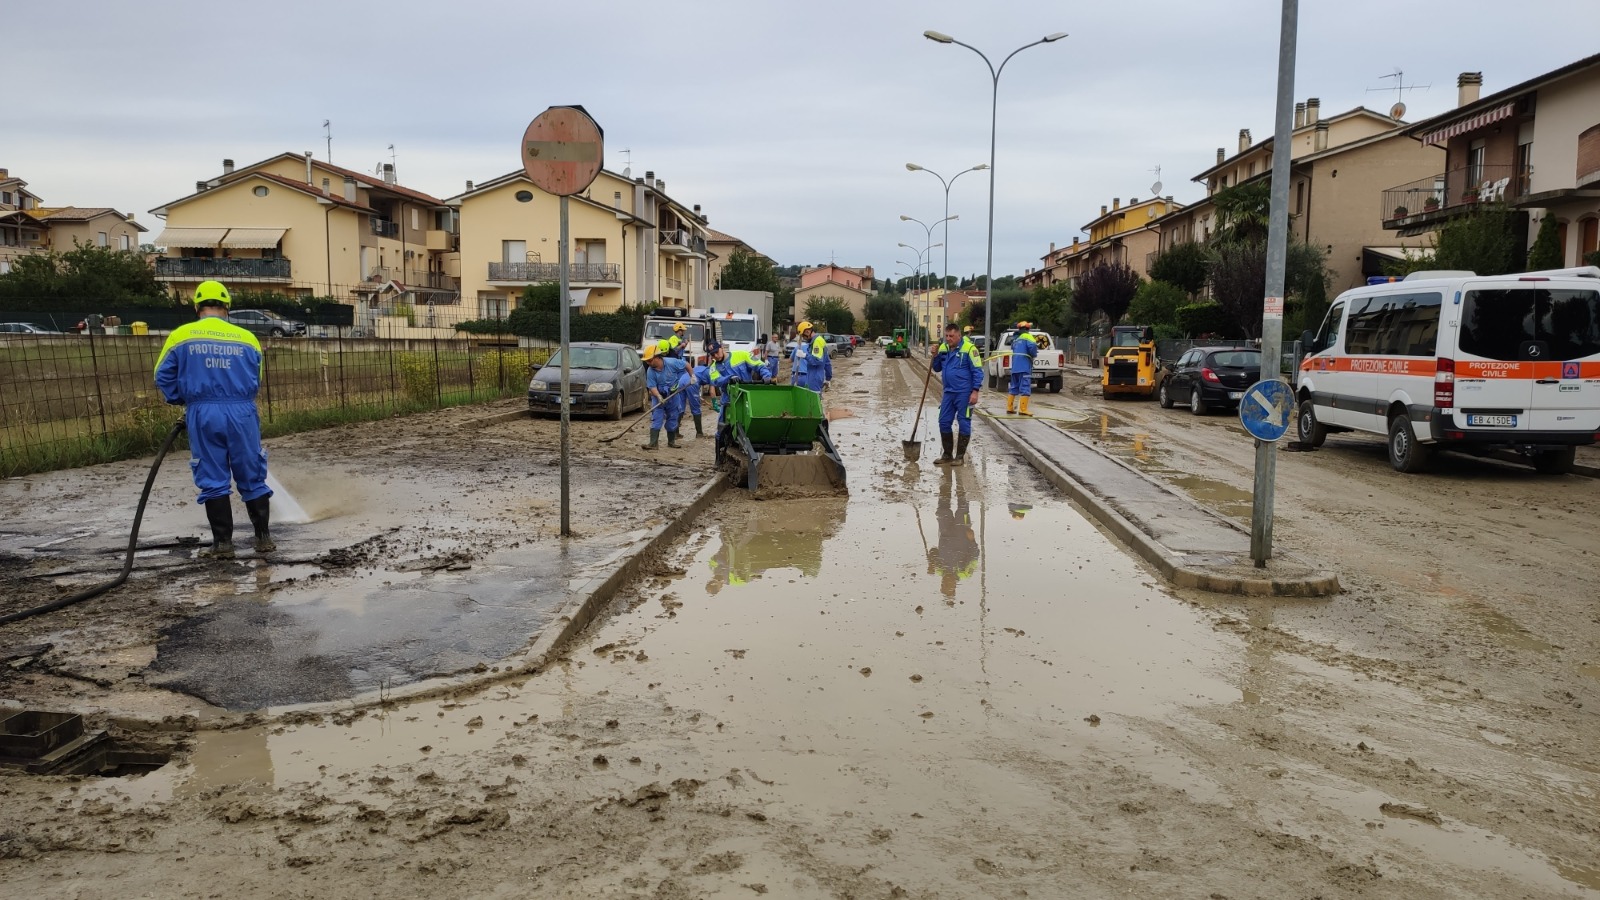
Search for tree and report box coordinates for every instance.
[1527,213,1563,271]
[802,296,855,335]
[0,244,168,308]
[717,248,780,293]
[519,282,562,313]
[864,293,908,336]
[1074,262,1142,326]
[1386,205,1525,277]
[1207,241,1267,337]
[1149,242,1210,297]
[1126,280,1187,330]
[1212,181,1271,244]
[1011,282,1081,336]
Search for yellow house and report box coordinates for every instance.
[451,168,711,317]
[706,227,769,288]
[35,207,147,252]
[149,153,461,328]
[1026,196,1179,290]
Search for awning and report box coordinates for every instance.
[220,227,286,249]
[152,227,227,248]
[1421,102,1515,147]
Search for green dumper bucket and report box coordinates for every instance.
[716,385,847,494]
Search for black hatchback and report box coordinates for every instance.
[1158,347,1262,415]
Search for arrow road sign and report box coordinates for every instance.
[1239,379,1295,442]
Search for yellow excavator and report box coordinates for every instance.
[1101,325,1158,399]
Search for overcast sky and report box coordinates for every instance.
[7,0,1594,282]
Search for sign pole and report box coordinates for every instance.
[558,194,572,538]
[1251,0,1298,567]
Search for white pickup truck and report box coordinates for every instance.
[985,329,1064,393]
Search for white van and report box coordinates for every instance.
[1295,266,1600,474]
[641,309,715,366]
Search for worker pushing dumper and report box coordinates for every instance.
[930,322,983,466]
[153,280,274,559]
[641,343,690,450]
[1007,321,1039,417]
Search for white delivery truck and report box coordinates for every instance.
[1294,266,1600,473]
[985,328,1065,393]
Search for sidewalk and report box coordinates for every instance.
[984,415,1339,597]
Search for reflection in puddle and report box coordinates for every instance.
[705,498,847,590]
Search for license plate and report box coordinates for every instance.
[1467,414,1517,427]
[1228,391,1243,400]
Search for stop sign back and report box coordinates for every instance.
[521,105,604,197]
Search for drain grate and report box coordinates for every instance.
[0,710,171,777]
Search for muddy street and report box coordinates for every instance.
[2,351,1598,898]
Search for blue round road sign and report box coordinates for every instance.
[1239,379,1295,442]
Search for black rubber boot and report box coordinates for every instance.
[693,414,704,437]
[199,498,235,560]
[245,496,275,553]
[667,430,681,449]
[954,433,971,466]
[933,432,955,466]
[642,428,660,451]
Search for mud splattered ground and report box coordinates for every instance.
[1,351,1598,898]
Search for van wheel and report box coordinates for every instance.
[1296,398,1328,447]
[1158,380,1174,409]
[1533,446,1575,475]
[1387,414,1430,473]
[1189,392,1208,416]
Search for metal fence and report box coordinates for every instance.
[0,316,548,478]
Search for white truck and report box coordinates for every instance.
[985,328,1064,393]
[642,309,715,366]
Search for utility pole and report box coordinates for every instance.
[1251,0,1298,566]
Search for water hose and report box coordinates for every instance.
[0,420,186,626]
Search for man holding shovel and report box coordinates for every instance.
[930,322,983,466]
[641,343,689,450]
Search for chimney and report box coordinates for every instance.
[1239,129,1252,152]
[614,191,623,210]
[1130,197,1139,205]
[1113,197,1122,211]
[1314,121,1329,152]
[465,180,474,192]
[1100,205,1108,216]
[1216,147,1225,164]
[1072,237,1080,249]
[0,168,8,178]
[304,151,314,184]
[321,178,331,196]
[1306,98,1320,124]
[1049,241,1055,252]
[1458,72,1483,107]
[222,158,235,175]
[692,203,701,219]
[1295,102,1306,128]
[644,170,654,185]
[195,181,208,192]
[343,175,357,203]
[657,179,665,193]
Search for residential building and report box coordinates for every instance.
[0,169,47,271]
[149,154,461,328]
[706,227,769,289]
[796,263,875,321]
[1024,196,1179,291]
[1382,57,1600,267]
[450,168,710,318]
[35,208,146,252]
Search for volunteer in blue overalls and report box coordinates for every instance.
[153,280,274,559]
[641,342,690,450]
[793,321,829,394]
[656,322,701,436]
[930,321,983,466]
[1006,321,1039,417]
[707,340,772,455]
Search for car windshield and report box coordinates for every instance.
[1459,288,1600,361]
[718,319,757,342]
[644,321,706,342]
[1208,350,1261,368]
[546,347,620,370]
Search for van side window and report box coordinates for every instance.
[1313,301,1344,353]
[1376,292,1442,357]
[1344,296,1394,355]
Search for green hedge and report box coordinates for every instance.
[1175,302,1236,337]
[457,308,646,344]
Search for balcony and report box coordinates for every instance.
[370,216,400,238]
[487,261,621,285]
[659,229,706,256]
[425,229,459,252]
[155,256,293,281]
[1381,164,1532,230]
[664,276,684,291]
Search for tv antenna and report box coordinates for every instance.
[619,148,632,177]
[323,119,332,162]
[1149,165,1163,197]
[389,144,397,177]
[1367,69,1429,120]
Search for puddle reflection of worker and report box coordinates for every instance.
[1008,503,1032,520]
[929,468,978,600]
[706,504,842,592]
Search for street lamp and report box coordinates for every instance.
[899,241,943,345]
[924,29,1066,351]
[905,163,985,302]
[901,215,956,344]
[895,263,919,340]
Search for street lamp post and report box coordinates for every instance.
[905,163,985,313]
[898,242,942,345]
[924,30,1066,352]
[901,215,956,343]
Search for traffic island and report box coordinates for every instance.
[984,415,1339,597]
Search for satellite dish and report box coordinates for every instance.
[1150,180,1163,196]
[1390,101,1406,120]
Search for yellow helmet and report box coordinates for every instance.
[1017,321,1032,329]
[798,321,814,334]
[672,323,687,334]
[963,325,973,333]
[642,343,660,362]
[193,280,232,308]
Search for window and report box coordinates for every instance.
[97,232,108,247]
[1312,301,1345,353]
[1467,138,1486,189]
[1460,288,1600,361]
[119,234,131,251]
[1343,295,1394,355]
[502,240,526,264]
[253,185,270,197]
[1373,292,1442,356]
[411,208,419,231]
[1295,181,1304,215]
[0,191,10,204]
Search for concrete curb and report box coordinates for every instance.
[111,471,730,731]
[980,414,1340,598]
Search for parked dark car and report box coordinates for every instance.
[822,333,854,357]
[1158,347,1262,415]
[527,342,647,420]
[228,309,307,337]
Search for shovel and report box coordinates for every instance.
[599,386,681,444]
[903,356,936,462]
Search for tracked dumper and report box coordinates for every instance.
[1102,325,1158,399]
[716,384,847,495]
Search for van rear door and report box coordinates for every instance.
[1527,284,1600,431]
[1454,286,1538,433]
